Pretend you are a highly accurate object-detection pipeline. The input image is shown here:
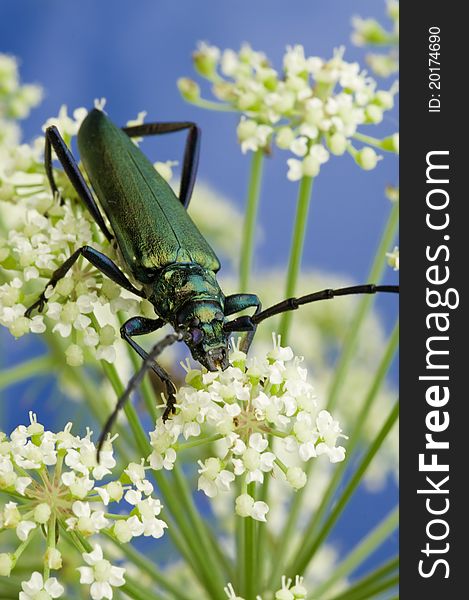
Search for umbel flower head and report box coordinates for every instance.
[149,335,346,521]
[0,103,163,364]
[178,42,398,180]
[0,414,167,598]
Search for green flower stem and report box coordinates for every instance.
[327,199,399,413]
[192,98,238,112]
[242,482,257,600]
[325,557,399,600]
[0,355,54,390]
[312,506,398,598]
[171,464,229,594]
[236,483,245,591]
[352,132,396,151]
[175,433,224,450]
[239,150,265,291]
[287,400,399,576]
[110,332,228,599]
[103,531,194,600]
[43,511,56,580]
[255,473,271,590]
[100,363,224,596]
[100,361,150,458]
[12,530,38,563]
[272,200,399,579]
[270,321,399,586]
[45,333,133,461]
[278,175,314,343]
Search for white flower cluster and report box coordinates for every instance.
[224,575,307,600]
[0,103,159,364]
[148,336,346,521]
[0,54,42,142]
[0,414,167,598]
[178,42,398,180]
[351,0,399,78]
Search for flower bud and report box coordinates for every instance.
[99,324,116,346]
[106,481,124,502]
[0,553,14,577]
[235,493,254,518]
[33,502,51,524]
[45,548,62,570]
[65,344,84,367]
[355,147,381,170]
[177,78,200,103]
[193,43,220,79]
[286,467,307,490]
[276,127,295,149]
[326,132,347,156]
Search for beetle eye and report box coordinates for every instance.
[214,311,224,321]
[190,317,200,327]
[191,327,204,345]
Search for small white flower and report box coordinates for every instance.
[16,520,37,541]
[19,572,64,600]
[235,493,269,521]
[197,458,235,497]
[77,545,125,600]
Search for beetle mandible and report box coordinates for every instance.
[25,109,398,449]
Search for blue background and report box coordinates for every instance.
[1,0,398,589]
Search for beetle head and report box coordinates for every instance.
[177,301,229,371]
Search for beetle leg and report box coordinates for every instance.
[44,126,114,242]
[224,294,262,354]
[24,246,145,318]
[120,316,178,419]
[122,121,200,209]
[97,330,183,458]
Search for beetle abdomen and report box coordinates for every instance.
[77,109,220,282]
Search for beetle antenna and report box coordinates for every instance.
[224,284,398,333]
[252,284,399,324]
[96,331,184,460]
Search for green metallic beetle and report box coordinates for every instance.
[25,109,398,448]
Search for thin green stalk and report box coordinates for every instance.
[313,506,398,597]
[268,201,399,576]
[101,363,221,597]
[43,511,56,580]
[100,361,151,457]
[104,532,194,600]
[239,150,264,291]
[278,175,314,343]
[113,332,229,599]
[45,333,133,461]
[288,401,399,576]
[172,464,229,593]
[269,321,398,587]
[255,476,270,590]
[236,488,245,592]
[0,355,54,390]
[352,132,397,152]
[327,200,399,412]
[242,482,257,599]
[192,98,238,112]
[325,557,399,600]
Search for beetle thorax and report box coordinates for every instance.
[146,264,229,371]
[146,263,224,319]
